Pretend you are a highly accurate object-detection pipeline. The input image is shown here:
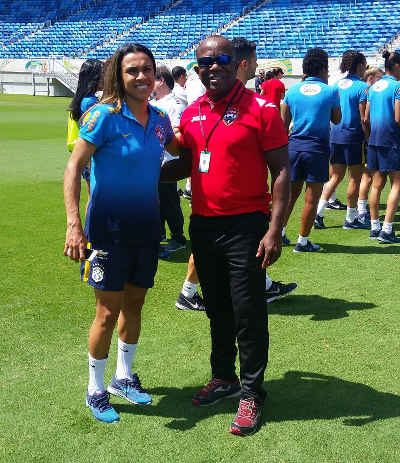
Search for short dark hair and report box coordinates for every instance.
[382,49,400,71]
[171,66,186,81]
[340,50,366,74]
[102,43,156,111]
[303,48,329,77]
[155,66,174,90]
[231,37,256,63]
[272,67,284,77]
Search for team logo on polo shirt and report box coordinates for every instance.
[338,79,353,89]
[372,80,389,92]
[223,107,239,126]
[91,265,104,283]
[300,84,321,96]
[155,125,166,146]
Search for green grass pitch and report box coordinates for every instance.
[1,94,400,463]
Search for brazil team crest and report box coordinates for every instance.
[223,107,239,126]
[91,265,104,283]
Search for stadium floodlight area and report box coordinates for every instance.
[0,0,399,59]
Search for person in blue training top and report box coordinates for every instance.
[63,43,182,424]
[68,59,104,195]
[365,50,400,244]
[315,50,369,230]
[281,48,341,253]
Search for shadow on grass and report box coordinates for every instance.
[269,294,375,321]
[159,240,192,263]
[319,242,400,254]
[113,370,400,431]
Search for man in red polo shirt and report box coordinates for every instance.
[161,36,289,436]
[261,67,286,109]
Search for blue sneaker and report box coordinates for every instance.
[282,234,291,246]
[314,214,326,229]
[377,230,400,244]
[293,240,320,253]
[369,229,380,240]
[86,391,120,423]
[358,213,371,227]
[108,374,152,405]
[342,218,370,230]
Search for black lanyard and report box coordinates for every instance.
[198,83,244,151]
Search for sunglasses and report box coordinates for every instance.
[197,55,233,68]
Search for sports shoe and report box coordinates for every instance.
[158,246,170,260]
[108,374,152,405]
[265,281,298,303]
[230,397,264,436]
[358,213,371,226]
[369,229,380,240]
[293,240,320,253]
[176,291,205,311]
[166,238,186,253]
[282,234,291,246]
[326,199,346,210]
[342,218,370,230]
[182,189,192,200]
[314,214,326,229]
[377,230,400,244]
[86,391,120,423]
[192,377,241,406]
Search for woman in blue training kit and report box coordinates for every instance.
[315,50,369,230]
[365,50,400,244]
[68,58,104,195]
[63,44,182,423]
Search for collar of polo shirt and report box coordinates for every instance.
[201,79,243,106]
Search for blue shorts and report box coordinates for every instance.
[289,148,329,183]
[81,244,159,291]
[81,166,90,182]
[330,143,364,166]
[367,145,400,172]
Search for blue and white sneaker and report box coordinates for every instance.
[377,230,400,244]
[282,234,291,246]
[342,218,370,230]
[358,212,371,226]
[314,214,326,229]
[86,391,120,423]
[369,229,380,240]
[108,374,152,405]
[293,240,320,253]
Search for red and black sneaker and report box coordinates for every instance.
[229,397,264,436]
[192,377,241,406]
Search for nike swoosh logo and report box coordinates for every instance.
[122,133,131,137]
[119,348,129,352]
[214,385,230,393]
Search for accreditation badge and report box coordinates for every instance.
[199,150,211,173]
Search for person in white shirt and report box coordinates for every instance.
[172,66,188,108]
[151,66,187,253]
[185,65,206,105]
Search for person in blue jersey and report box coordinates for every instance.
[63,43,181,423]
[315,50,369,230]
[281,48,341,253]
[365,50,400,244]
[68,59,104,194]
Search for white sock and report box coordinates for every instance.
[371,219,381,231]
[115,339,137,380]
[185,178,191,193]
[358,200,367,215]
[297,235,308,246]
[317,199,329,217]
[182,280,198,298]
[281,227,286,237]
[88,354,107,395]
[328,191,337,203]
[382,222,393,234]
[346,207,357,223]
[265,272,273,290]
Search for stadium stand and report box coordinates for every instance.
[0,0,399,59]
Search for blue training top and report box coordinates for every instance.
[283,77,340,150]
[367,75,400,148]
[79,101,174,247]
[80,95,98,116]
[330,75,368,144]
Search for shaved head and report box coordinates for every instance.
[196,35,237,100]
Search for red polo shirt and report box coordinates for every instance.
[261,78,285,109]
[179,79,288,217]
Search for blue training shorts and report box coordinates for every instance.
[81,244,159,291]
[289,147,329,183]
[367,145,400,172]
[330,143,364,166]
